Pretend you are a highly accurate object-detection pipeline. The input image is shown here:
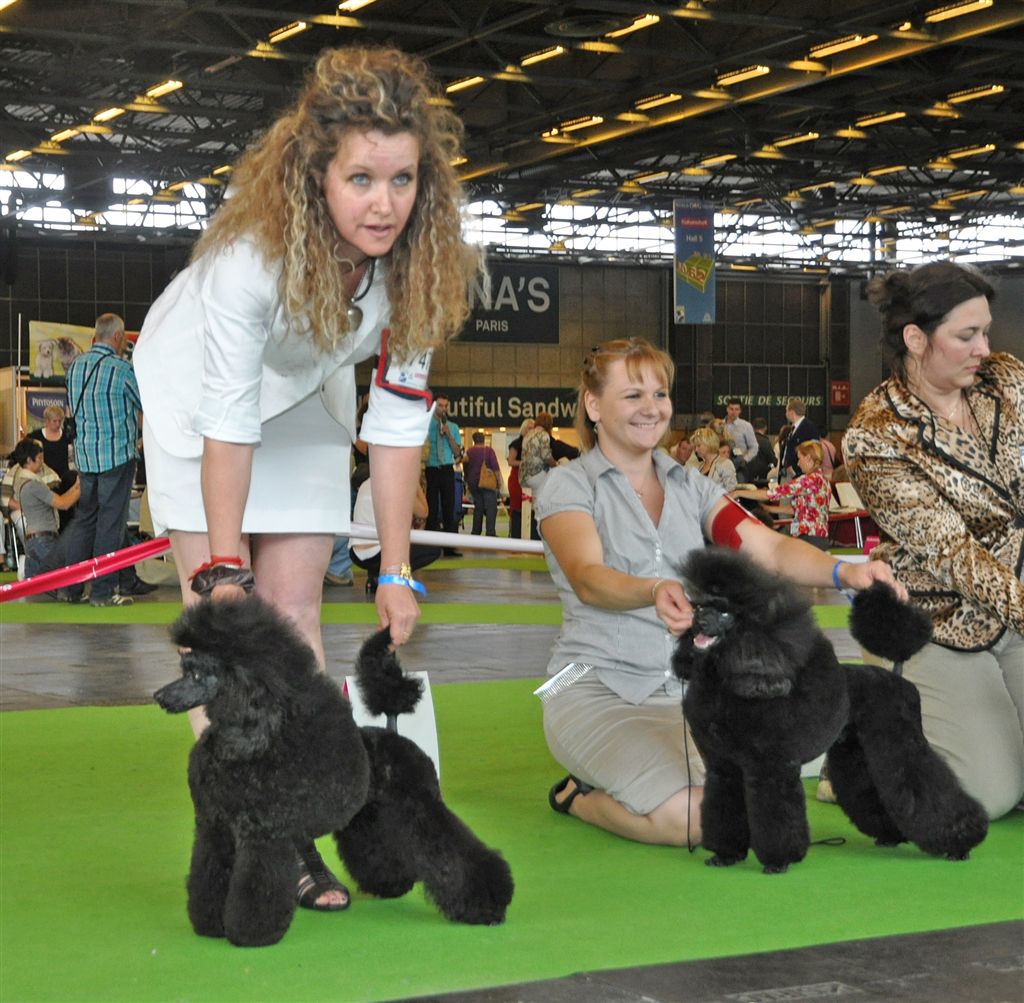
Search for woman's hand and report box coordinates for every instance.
[653,579,694,635]
[376,582,421,648]
[836,558,909,601]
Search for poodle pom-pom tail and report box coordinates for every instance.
[849,582,932,663]
[355,629,423,718]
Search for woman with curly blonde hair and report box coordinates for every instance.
[134,45,479,911]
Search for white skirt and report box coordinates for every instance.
[143,393,352,536]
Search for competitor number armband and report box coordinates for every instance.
[375,328,434,407]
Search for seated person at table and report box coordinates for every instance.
[732,440,831,550]
[690,426,737,491]
[350,476,441,594]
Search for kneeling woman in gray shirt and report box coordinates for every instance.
[535,338,903,847]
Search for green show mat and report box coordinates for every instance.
[2,681,1021,1003]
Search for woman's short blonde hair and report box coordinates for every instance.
[194,45,479,359]
[796,440,824,471]
[575,338,675,451]
[689,426,720,453]
[42,405,64,422]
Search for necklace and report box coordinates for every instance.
[941,393,963,422]
[343,258,376,330]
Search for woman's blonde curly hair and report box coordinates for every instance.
[193,45,480,359]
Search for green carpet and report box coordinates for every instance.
[2,683,1021,1003]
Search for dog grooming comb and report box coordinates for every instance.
[533,662,593,703]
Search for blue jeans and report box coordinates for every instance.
[470,487,498,536]
[63,460,135,601]
[328,536,352,577]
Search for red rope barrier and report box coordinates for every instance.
[0,536,171,603]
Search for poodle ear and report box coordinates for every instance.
[849,583,932,663]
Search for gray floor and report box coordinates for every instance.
[3,561,1016,1003]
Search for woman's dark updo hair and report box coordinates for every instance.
[866,262,994,381]
[8,438,43,467]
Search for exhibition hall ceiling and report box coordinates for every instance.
[1,0,1022,268]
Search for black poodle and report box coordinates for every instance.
[671,548,988,874]
[154,597,513,946]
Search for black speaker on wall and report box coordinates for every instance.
[0,224,17,287]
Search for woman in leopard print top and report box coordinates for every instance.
[844,261,1024,819]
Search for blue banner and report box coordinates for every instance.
[673,200,715,325]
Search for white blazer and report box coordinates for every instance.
[134,238,432,458]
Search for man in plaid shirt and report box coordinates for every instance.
[62,313,144,606]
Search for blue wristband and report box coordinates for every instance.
[831,561,843,590]
[377,574,427,596]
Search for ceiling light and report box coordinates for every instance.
[514,202,544,213]
[578,41,621,54]
[145,79,184,99]
[927,156,957,169]
[680,166,711,176]
[700,153,737,166]
[571,188,602,198]
[947,83,1004,104]
[947,188,988,200]
[450,155,468,167]
[446,76,485,93]
[849,176,876,186]
[633,170,668,184]
[539,130,576,144]
[716,65,770,87]
[809,33,878,59]
[6,149,31,161]
[798,181,835,193]
[50,128,80,143]
[834,127,868,139]
[605,13,660,38]
[930,198,956,210]
[521,45,565,67]
[268,21,308,44]
[855,110,906,127]
[879,204,912,215]
[867,164,907,176]
[0,0,19,11]
[923,102,961,118]
[730,263,758,271]
[692,87,730,100]
[753,147,785,160]
[93,107,126,122]
[212,164,233,175]
[338,0,376,10]
[635,92,681,111]
[924,0,993,23]
[774,131,819,148]
[948,142,996,159]
[556,115,603,133]
[616,111,649,123]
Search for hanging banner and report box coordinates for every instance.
[673,200,716,325]
[28,321,93,379]
[459,262,559,343]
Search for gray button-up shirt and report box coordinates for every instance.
[534,446,725,704]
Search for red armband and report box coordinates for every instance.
[710,498,760,550]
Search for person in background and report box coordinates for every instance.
[723,398,757,480]
[672,433,698,469]
[732,440,831,550]
[505,418,533,539]
[535,337,905,846]
[844,261,1023,820]
[520,411,559,540]
[6,438,80,584]
[350,475,440,594]
[744,417,776,485]
[133,46,479,910]
[28,406,77,530]
[463,431,502,537]
[425,393,463,556]
[779,399,819,479]
[690,425,737,491]
[62,313,144,607]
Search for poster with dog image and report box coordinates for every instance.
[28,321,93,378]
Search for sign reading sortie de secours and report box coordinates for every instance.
[458,262,559,343]
[673,199,716,325]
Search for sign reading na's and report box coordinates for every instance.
[459,262,559,343]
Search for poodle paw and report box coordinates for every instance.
[944,850,971,861]
[761,862,790,875]
[705,852,745,868]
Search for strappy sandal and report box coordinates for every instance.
[548,775,593,815]
[296,841,350,912]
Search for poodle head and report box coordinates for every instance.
[672,547,817,699]
[155,597,321,755]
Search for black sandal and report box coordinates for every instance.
[548,775,593,815]
[296,841,350,912]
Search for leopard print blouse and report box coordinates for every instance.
[843,352,1024,652]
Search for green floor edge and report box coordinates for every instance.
[2,685,1022,1003]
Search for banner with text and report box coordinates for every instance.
[673,199,716,325]
[459,262,559,343]
[434,387,578,426]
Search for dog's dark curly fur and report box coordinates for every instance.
[155,598,513,946]
[671,548,988,874]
